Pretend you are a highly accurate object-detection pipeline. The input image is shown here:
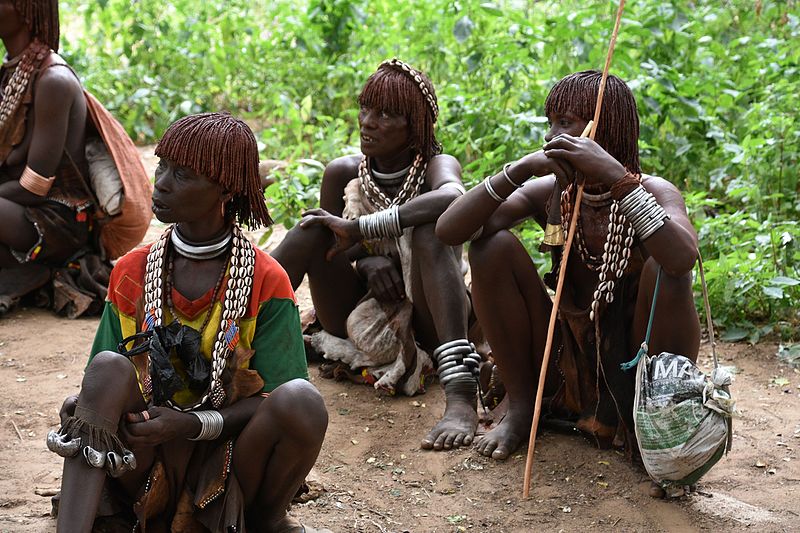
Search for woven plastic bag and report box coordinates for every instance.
[633,352,733,492]
[623,262,734,494]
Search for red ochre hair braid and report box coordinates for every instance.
[13,0,60,52]
[545,70,641,175]
[358,59,442,162]
[155,112,272,229]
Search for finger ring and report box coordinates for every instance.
[141,410,150,421]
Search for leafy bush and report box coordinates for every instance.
[37,0,800,340]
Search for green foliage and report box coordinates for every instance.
[22,0,798,340]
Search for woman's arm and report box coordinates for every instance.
[541,134,697,276]
[0,67,78,205]
[638,177,698,276]
[436,151,568,245]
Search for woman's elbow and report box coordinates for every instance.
[435,216,464,246]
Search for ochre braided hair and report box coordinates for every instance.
[545,70,641,174]
[358,60,442,162]
[155,112,272,228]
[13,0,60,52]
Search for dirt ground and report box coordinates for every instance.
[1,149,799,532]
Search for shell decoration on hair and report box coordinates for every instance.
[142,224,255,411]
[380,58,439,121]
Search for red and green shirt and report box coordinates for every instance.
[91,243,308,405]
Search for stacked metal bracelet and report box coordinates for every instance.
[358,205,403,240]
[483,177,506,203]
[434,339,481,387]
[189,410,224,441]
[618,185,668,241]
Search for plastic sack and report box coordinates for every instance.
[633,351,733,491]
[117,321,207,406]
[85,138,124,216]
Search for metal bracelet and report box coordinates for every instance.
[189,410,224,441]
[434,339,481,385]
[440,181,466,195]
[618,185,668,240]
[358,206,403,240]
[483,177,506,203]
[501,162,523,189]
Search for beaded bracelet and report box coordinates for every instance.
[610,171,640,201]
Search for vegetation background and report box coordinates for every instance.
[40,0,800,345]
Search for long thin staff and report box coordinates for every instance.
[522,0,627,498]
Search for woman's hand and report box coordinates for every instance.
[543,134,627,188]
[517,150,577,189]
[59,395,78,425]
[300,208,362,261]
[357,255,405,302]
[121,406,201,448]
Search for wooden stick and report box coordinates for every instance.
[522,0,627,498]
[11,419,23,440]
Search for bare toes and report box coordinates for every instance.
[479,440,498,457]
[491,446,510,460]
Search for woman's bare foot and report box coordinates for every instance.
[474,407,532,460]
[421,392,477,450]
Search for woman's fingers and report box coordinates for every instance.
[125,409,152,424]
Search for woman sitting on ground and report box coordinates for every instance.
[436,71,700,477]
[0,0,150,317]
[48,112,328,532]
[272,59,480,452]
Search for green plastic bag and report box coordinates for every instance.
[633,352,733,492]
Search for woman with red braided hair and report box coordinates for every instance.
[437,71,700,482]
[0,0,90,312]
[0,0,151,317]
[272,59,482,452]
[49,113,329,532]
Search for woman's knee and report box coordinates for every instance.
[411,222,450,257]
[84,351,137,386]
[258,379,328,443]
[468,230,520,272]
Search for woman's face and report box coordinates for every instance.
[544,110,589,142]
[358,105,410,159]
[0,0,26,41]
[151,158,224,224]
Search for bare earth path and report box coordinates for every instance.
[0,149,798,532]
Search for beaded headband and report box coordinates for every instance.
[380,58,439,122]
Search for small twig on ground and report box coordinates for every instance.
[612,517,621,527]
[10,419,22,440]
[370,519,388,533]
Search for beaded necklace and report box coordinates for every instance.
[164,251,229,337]
[560,177,639,321]
[142,225,255,411]
[0,39,50,137]
[358,153,427,210]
